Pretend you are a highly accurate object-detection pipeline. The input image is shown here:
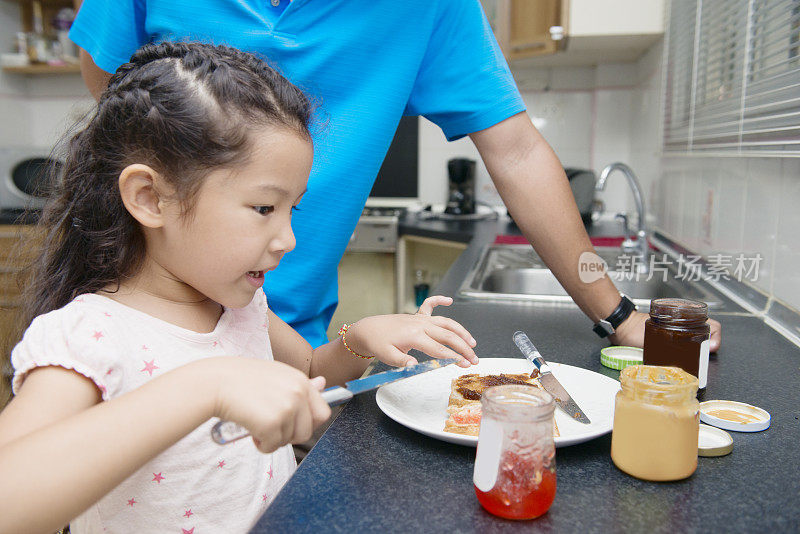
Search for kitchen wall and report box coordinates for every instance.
[0,5,94,150]
[0,1,31,146]
[629,42,800,319]
[419,63,642,216]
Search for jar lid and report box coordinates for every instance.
[699,400,771,432]
[600,346,643,370]
[698,423,733,457]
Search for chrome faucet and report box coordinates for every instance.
[596,163,649,272]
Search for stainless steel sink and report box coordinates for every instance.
[458,244,727,310]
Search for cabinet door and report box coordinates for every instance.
[327,252,396,341]
[483,0,566,60]
[0,225,37,410]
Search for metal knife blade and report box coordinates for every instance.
[512,331,591,424]
[211,358,457,445]
[341,358,457,395]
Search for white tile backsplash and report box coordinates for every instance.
[773,158,800,311]
[741,159,782,293]
[0,97,31,146]
[27,97,95,149]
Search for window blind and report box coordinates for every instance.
[664,0,800,155]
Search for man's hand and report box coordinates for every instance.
[609,311,721,352]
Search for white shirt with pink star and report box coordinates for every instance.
[11,288,296,534]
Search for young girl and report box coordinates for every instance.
[0,42,478,534]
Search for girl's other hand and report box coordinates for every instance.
[206,358,332,453]
[347,295,478,368]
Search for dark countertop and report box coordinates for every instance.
[253,217,800,533]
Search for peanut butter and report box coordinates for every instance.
[706,408,759,424]
[611,366,699,481]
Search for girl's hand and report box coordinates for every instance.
[207,358,331,453]
[346,296,478,368]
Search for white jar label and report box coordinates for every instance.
[473,417,503,492]
[698,339,709,388]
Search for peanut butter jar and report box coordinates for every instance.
[611,365,699,481]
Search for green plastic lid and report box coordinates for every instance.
[600,346,643,370]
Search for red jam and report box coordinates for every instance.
[474,451,557,520]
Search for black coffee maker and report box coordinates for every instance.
[444,158,476,215]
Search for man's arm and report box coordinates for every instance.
[80,48,112,101]
[470,112,627,331]
[470,112,721,350]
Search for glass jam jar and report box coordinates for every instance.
[473,385,556,520]
[643,298,711,389]
[611,365,700,481]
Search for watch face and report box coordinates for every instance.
[594,319,615,337]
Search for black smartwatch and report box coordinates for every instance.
[593,295,636,338]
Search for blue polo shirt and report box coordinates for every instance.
[70,0,525,347]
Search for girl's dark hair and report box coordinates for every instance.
[18,41,314,332]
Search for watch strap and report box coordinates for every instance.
[593,295,636,338]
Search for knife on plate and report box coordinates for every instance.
[211,358,457,445]
[512,331,591,424]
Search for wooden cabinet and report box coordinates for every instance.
[482,0,568,60]
[482,0,664,65]
[0,225,38,409]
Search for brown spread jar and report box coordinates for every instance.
[643,298,711,389]
[611,365,699,481]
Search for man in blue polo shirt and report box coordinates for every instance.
[70,0,722,353]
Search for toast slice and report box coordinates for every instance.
[446,372,542,412]
[443,370,559,438]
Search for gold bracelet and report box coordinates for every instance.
[338,323,373,360]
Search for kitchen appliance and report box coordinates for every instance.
[0,148,60,211]
[513,330,591,424]
[347,206,406,253]
[211,358,457,444]
[564,167,596,224]
[444,157,476,216]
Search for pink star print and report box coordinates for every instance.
[182,529,195,534]
[212,341,218,347]
[104,312,112,317]
[267,466,273,479]
[217,460,226,469]
[152,472,164,483]
[141,345,149,351]
[127,498,136,506]
[140,359,159,376]
[184,509,193,518]
[91,331,104,341]
[262,494,268,502]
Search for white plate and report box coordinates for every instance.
[375,358,620,447]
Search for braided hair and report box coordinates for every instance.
[17,41,314,333]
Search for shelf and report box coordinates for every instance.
[2,63,80,74]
